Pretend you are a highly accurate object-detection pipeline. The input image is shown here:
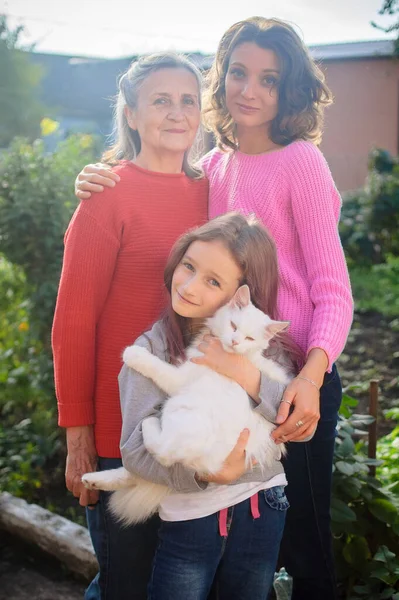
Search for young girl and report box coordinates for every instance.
[119,212,296,600]
[75,17,354,600]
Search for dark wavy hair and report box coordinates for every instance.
[203,17,332,150]
[161,212,304,370]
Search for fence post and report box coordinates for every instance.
[368,379,379,477]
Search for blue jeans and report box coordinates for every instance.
[279,365,342,600]
[84,457,160,600]
[148,486,289,600]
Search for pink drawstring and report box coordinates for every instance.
[250,492,260,519]
[219,507,228,537]
[218,493,260,537]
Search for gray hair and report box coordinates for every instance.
[103,52,204,179]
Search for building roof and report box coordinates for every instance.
[309,39,395,61]
[30,39,395,121]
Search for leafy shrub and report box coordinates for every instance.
[0,134,98,499]
[332,395,399,599]
[341,149,399,267]
[377,408,399,489]
[0,134,98,349]
[350,255,399,317]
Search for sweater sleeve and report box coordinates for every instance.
[52,203,120,427]
[285,143,354,370]
[252,374,286,422]
[119,336,207,494]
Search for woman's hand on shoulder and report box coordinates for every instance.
[198,429,254,484]
[75,163,120,200]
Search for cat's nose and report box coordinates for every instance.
[232,340,238,346]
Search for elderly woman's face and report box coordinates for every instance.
[125,67,201,157]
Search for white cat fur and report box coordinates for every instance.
[82,285,292,524]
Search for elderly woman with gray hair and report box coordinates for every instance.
[52,53,251,599]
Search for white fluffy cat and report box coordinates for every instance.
[82,285,292,524]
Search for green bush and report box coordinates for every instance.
[350,255,399,318]
[332,395,399,599]
[0,134,98,348]
[377,408,399,489]
[341,149,399,267]
[0,134,98,499]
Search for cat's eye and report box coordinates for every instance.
[245,336,255,341]
[230,321,237,331]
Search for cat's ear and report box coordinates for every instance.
[264,320,290,340]
[230,285,251,309]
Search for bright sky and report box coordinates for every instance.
[2,0,396,58]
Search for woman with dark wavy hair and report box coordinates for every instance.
[201,18,353,600]
[75,17,353,600]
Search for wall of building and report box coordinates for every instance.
[320,57,399,192]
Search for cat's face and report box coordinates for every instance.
[207,285,289,354]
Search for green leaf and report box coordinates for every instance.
[342,536,371,569]
[369,500,398,525]
[336,460,355,476]
[374,545,397,563]
[330,498,357,523]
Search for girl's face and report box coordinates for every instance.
[225,42,280,132]
[125,67,201,156]
[171,240,243,320]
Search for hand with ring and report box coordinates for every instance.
[271,377,320,444]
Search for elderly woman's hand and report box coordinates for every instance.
[65,425,99,507]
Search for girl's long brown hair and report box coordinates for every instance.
[203,16,332,150]
[162,212,303,370]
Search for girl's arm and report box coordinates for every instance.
[119,336,252,491]
[191,336,286,423]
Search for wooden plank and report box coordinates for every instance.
[0,492,97,580]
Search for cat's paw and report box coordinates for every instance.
[123,345,152,374]
[82,472,106,490]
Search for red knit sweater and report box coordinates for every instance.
[52,161,208,457]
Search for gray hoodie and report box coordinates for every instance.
[119,321,288,493]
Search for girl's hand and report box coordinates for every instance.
[191,335,261,398]
[191,334,238,378]
[75,163,120,200]
[198,429,254,484]
[271,377,320,443]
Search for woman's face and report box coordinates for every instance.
[225,42,280,131]
[125,67,201,156]
[171,240,243,320]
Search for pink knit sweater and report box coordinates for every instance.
[201,141,353,371]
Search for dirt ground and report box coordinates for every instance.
[0,532,86,600]
[337,311,399,434]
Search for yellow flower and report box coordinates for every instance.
[18,322,29,332]
[40,118,60,137]
[80,134,93,149]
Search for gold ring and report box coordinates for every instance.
[295,420,304,428]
